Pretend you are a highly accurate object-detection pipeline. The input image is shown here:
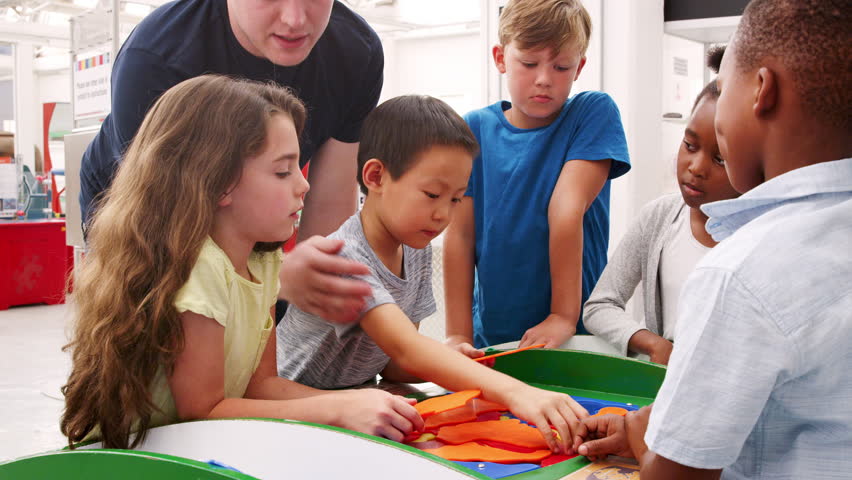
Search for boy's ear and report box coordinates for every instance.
[362,158,386,193]
[754,67,778,118]
[574,56,587,81]
[492,44,507,74]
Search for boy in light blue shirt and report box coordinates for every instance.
[576,1,852,478]
[444,0,630,350]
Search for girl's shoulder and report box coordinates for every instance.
[638,193,685,223]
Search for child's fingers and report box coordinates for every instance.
[566,396,589,419]
[547,410,573,454]
[531,413,559,453]
[460,343,484,358]
[392,395,425,432]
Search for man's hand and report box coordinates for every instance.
[520,313,577,348]
[577,414,633,461]
[279,236,372,323]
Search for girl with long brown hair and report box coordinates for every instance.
[60,75,423,449]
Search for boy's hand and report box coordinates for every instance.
[520,314,577,348]
[625,405,652,461]
[279,236,372,323]
[577,414,633,461]
[504,385,589,454]
[332,389,424,442]
[445,336,494,367]
[649,338,674,365]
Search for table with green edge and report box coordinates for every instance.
[0,347,664,480]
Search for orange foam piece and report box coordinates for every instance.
[592,407,629,417]
[415,390,481,417]
[423,397,509,430]
[437,419,548,449]
[470,398,508,414]
[424,405,478,430]
[424,442,552,464]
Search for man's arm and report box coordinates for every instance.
[277,138,372,322]
[297,138,359,240]
[519,159,610,348]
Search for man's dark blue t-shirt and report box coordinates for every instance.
[80,0,383,223]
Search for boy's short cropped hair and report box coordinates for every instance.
[498,0,592,56]
[356,95,479,195]
[735,0,851,132]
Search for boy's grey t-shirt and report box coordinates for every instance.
[276,213,436,389]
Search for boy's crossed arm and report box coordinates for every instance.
[360,303,589,453]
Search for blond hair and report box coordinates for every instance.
[499,0,592,56]
[60,75,305,449]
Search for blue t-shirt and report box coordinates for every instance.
[465,91,630,348]
[79,0,383,223]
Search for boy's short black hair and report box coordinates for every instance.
[735,0,851,132]
[706,44,725,74]
[357,95,479,195]
[691,45,726,113]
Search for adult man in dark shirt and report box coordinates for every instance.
[80,0,377,322]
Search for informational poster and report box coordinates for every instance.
[73,52,111,121]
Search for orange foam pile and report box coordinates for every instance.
[415,390,481,417]
[424,442,552,463]
[591,407,629,417]
[423,397,509,430]
[437,418,548,449]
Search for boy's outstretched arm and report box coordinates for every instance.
[521,159,611,348]
[361,304,589,453]
[443,197,479,351]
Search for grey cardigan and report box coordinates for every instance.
[583,193,686,355]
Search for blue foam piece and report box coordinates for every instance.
[455,461,540,478]
[572,395,640,416]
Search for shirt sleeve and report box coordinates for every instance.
[174,248,230,327]
[644,267,794,469]
[108,48,187,157]
[565,93,631,179]
[334,36,384,143]
[330,244,396,337]
[582,201,652,354]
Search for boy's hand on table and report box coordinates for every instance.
[332,389,424,442]
[504,385,589,455]
[625,405,652,461]
[279,236,372,323]
[577,414,633,461]
[520,314,577,348]
[445,336,493,366]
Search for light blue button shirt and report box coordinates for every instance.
[645,158,852,479]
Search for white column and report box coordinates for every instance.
[13,41,38,172]
[601,0,664,251]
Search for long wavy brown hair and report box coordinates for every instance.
[60,75,305,449]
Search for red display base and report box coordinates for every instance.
[0,219,74,310]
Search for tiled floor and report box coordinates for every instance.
[0,303,71,462]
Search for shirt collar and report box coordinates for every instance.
[702,158,852,242]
